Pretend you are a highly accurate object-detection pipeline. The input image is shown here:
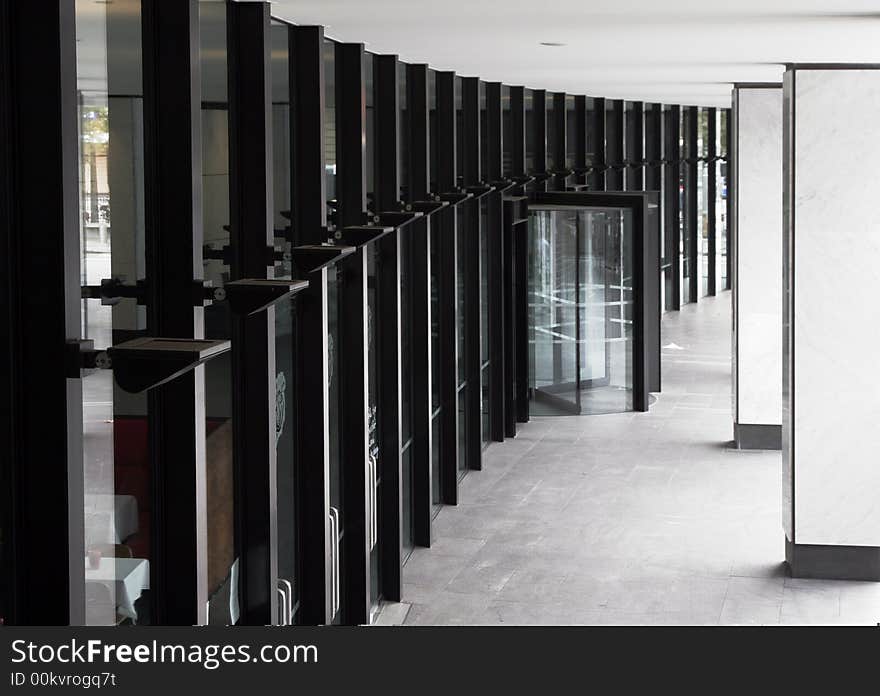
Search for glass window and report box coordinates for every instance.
[199,0,238,626]
[76,0,151,627]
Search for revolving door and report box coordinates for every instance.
[527,192,652,416]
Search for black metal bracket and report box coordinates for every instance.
[81,277,147,306]
[407,200,449,215]
[223,278,309,316]
[437,191,474,205]
[65,339,111,378]
[336,225,395,248]
[465,184,496,199]
[290,244,357,274]
[371,210,424,229]
[107,337,231,393]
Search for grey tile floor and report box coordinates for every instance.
[379,291,880,625]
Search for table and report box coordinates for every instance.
[85,557,149,622]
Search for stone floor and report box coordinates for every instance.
[375,291,880,626]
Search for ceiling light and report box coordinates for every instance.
[539,42,566,47]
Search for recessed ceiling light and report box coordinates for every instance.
[539,42,566,47]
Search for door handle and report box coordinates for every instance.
[277,578,294,626]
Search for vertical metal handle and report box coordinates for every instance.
[278,579,294,625]
[368,455,377,549]
[276,586,288,626]
[328,506,340,619]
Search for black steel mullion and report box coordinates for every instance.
[607,99,624,190]
[461,79,482,469]
[335,42,371,624]
[227,0,276,628]
[486,82,503,182]
[461,77,481,186]
[3,0,81,626]
[374,54,404,601]
[707,107,717,296]
[645,103,661,192]
[686,106,699,302]
[552,91,566,189]
[533,89,547,180]
[509,86,525,177]
[291,24,331,625]
[142,0,205,626]
[591,96,606,190]
[665,104,681,311]
[406,63,433,548]
[574,95,587,186]
[435,72,460,505]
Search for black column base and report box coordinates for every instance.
[734,423,781,450]
[785,537,880,581]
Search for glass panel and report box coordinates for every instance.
[270,19,298,623]
[457,388,468,477]
[430,218,442,505]
[398,62,408,201]
[367,244,381,606]
[527,209,579,416]
[199,0,238,626]
[365,53,375,212]
[401,445,414,556]
[431,415,442,510]
[76,0,150,626]
[456,206,467,386]
[679,108,689,304]
[579,208,634,414]
[565,95,576,169]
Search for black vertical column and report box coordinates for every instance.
[626,101,644,190]
[291,25,332,624]
[435,71,460,505]
[142,0,206,626]
[552,92,567,190]
[486,83,505,442]
[686,105,699,303]
[606,99,624,190]
[461,77,482,470]
[2,0,81,625]
[509,86,526,177]
[645,103,662,192]
[533,89,547,181]
[574,95,587,187]
[373,54,404,601]
[664,105,681,311]
[406,63,433,548]
[707,107,717,296]
[228,0,276,626]
[591,96,606,190]
[486,82,503,183]
[335,42,371,624]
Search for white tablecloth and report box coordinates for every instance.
[85,557,149,621]
[84,494,139,546]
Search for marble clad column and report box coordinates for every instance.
[782,65,880,580]
[731,84,783,450]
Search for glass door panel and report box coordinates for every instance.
[527,209,579,415]
[75,0,151,626]
[199,0,238,626]
[270,18,298,626]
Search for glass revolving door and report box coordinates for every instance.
[527,204,634,416]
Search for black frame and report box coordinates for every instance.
[663,104,681,311]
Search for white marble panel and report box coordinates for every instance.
[733,87,783,427]
[788,69,880,547]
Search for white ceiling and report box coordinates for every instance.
[266,0,880,107]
